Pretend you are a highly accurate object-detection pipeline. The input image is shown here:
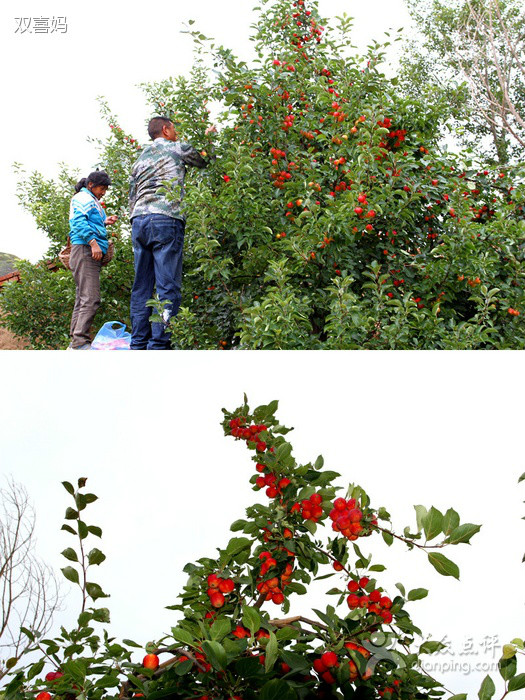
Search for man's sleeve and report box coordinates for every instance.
[128,173,137,218]
[179,142,209,169]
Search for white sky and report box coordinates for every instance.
[1,351,524,697]
[0,0,411,262]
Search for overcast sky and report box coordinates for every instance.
[1,351,524,697]
[0,0,412,262]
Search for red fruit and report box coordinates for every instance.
[334,497,347,511]
[321,651,338,668]
[380,596,392,609]
[36,694,51,700]
[218,578,235,594]
[310,493,322,505]
[354,206,363,215]
[256,441,267,452]
[210,591,225,608]
[279,478,291,490]
[266,486,278,498]
[222,175,231,183]
[333,561,344,571]
[359,577,369,588]
[365,223,374,231]
[256,476,266,488]
[281,662,291,673]
[347,580,359,593]
[381,610,393,624]
[232,625,249,638]
[321,671,336,684]
[313,658,326,673]
[272,591,285,604]
[347,594,360,609]
[207,574,219,588]
[357,193,367,203]
[369,589,381,603]
[143,653,160,670]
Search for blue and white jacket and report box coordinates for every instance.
[69,187,109,254]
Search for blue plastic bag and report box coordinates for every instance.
[91,322,131,350]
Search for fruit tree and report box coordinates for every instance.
[2,398,522,700]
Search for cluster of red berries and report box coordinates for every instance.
[256,550,294,604]
[508,307,520,316]
[329,497,376,541]
[35,669,65,700]
[207,573,235,608]
[255,464,291,499]
[313,651,339,684]
[291,492,324,522]
[229,418,269,453]
[379,680,402,697]
[346,577,393,624]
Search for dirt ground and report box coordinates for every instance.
[0,322,29,350]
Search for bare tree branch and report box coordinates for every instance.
[0,478,62,681]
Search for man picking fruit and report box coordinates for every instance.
[128,117,215,349]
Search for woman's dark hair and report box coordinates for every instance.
[74,170,112,193]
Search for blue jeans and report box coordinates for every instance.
[130,214,185,350]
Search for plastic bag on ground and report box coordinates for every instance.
[91,321,131,350]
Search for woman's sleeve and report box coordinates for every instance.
[70,199,97,243]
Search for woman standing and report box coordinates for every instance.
[68,171,117,349]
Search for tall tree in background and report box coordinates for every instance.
[0,479,61,680]
[400,0,525,164]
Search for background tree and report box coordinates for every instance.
[0,479,61,680]
[399,0,525,165]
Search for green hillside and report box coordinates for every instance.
[0,253,20,277]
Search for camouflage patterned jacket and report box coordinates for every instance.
[128,138,207,221]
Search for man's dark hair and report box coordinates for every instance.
[148,117,172,140]
[74,170,112,193]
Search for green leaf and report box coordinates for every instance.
[78,520,89,539]
[87,548,106,566]
[518,472,525,484]
[123,639,142,648]
[61,524,77,535]
[445,523,481,545]
[171,627,195,646]
[65,507,78,520]
[223,537,252,562]
[84,493,98,504]
[260,678,297,700]
[509,674,525,691]
[511,638,524,649]
[201,640,227,672]
[61,566,80,584]
[61,548,78,562]
[20,627,35,641]
[423,506,444,541]
[442,508,461,535]
[62,481,75,495]
[407,588,429,601]
[27,660,45,680]
[414,505,428,531]
[265,631,278,673]
[88,525,102,538]
[242,605,261,636]
[448,695,467,700]
[499,655,517,680]
[478,674,496,700]
[210,618,231,641]
[420,641,446,654]
[427,552,460,579]
[85,582,109,600]
[382,531,394,546]
[92,607,111,623]
[280,649,310,672]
